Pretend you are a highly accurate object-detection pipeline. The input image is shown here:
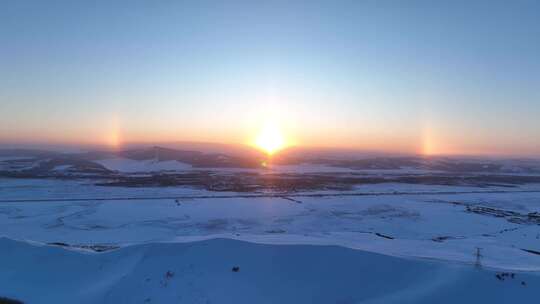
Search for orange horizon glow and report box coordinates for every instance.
[1,135,539,157]
[1,118,539,157]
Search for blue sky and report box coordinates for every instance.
[1,0,539,155]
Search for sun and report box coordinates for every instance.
[254,122,286,155]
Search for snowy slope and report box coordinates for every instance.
[0,237,538,304]
[95,158,192,173]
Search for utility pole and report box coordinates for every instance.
[475,247,483,268]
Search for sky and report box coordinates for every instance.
[1,0,539,156]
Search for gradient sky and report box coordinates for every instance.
[1,0,539,155]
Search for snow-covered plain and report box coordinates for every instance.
[1,175,540,302]
[1,237,539,304]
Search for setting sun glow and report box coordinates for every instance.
[254,122,286,155]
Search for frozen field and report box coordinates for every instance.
[2,178,540,271]
[2,154,540,303]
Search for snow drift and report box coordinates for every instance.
[0,238,538,304]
